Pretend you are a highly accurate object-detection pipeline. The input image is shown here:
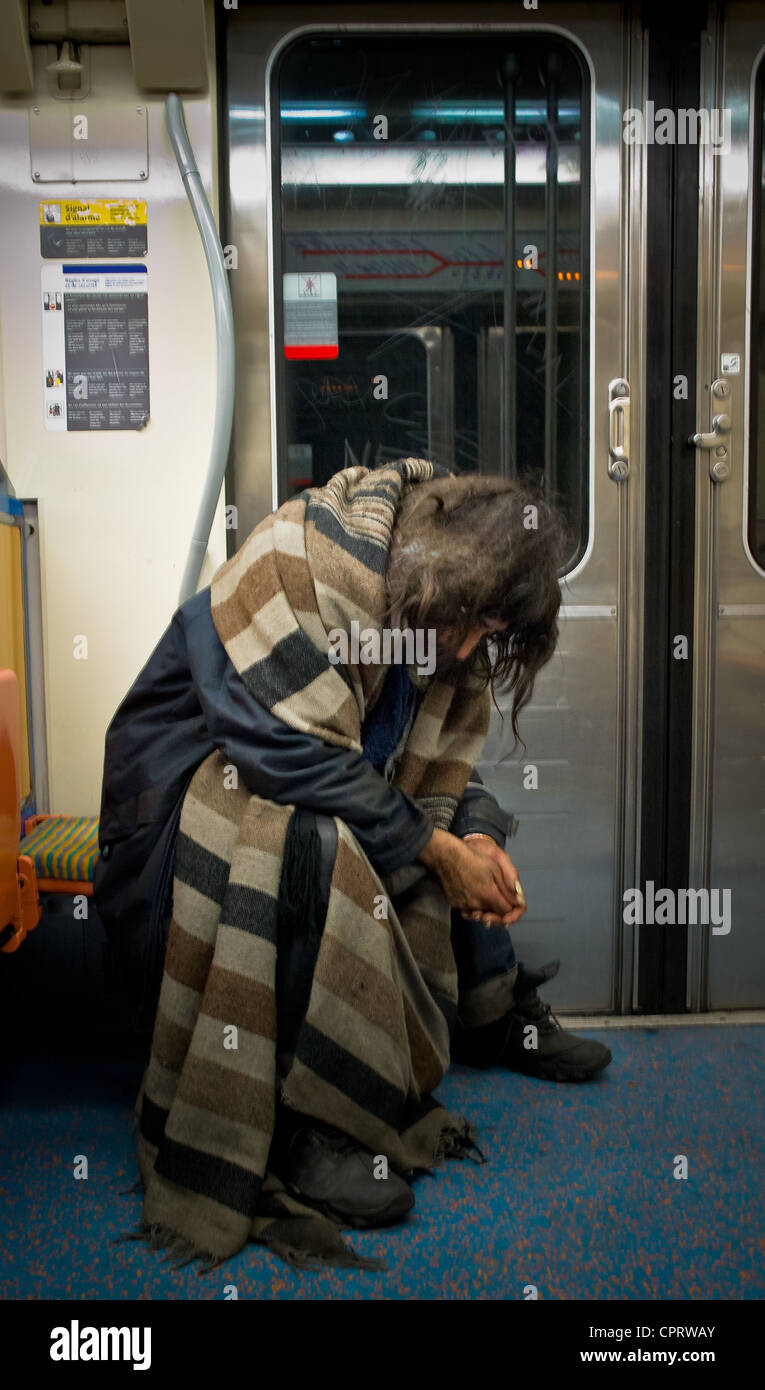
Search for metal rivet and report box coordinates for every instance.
[715,445,727,457]
[139,170,146,178]
[33,171,40,179]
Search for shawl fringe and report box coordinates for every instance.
[111,1216,386,1275]
[111,1221,228,1276]
[257,1216,387,1273]
[434,1118,487,1165]
[118,1178,146,1197]
[263,1240,386,1273]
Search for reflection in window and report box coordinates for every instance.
[274,33,589,569]
[750,62,765,567]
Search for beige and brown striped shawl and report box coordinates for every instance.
[120,459,492,1273]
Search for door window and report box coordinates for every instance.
[273,31,590,569]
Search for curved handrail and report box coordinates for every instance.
[165,93,235,606]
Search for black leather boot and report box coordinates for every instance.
[452,960,612,1082]
[269,1110,415,1229]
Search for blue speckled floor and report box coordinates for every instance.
[1,1026,762,1300]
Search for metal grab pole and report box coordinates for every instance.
[502,54,519,478]
[165,93,236,607]
[544,55,560,497]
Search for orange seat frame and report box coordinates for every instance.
[1,668,41,951]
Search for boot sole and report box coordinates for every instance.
[284,1181,415,1230]
[453,1045,612,1081]
[506,1051,612,1082]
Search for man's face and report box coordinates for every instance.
[433,617,510,676]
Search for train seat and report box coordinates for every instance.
[0,666,98,955]
[18,815,98,898]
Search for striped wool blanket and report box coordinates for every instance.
[118,458,492,1273]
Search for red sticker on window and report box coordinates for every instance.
[283,272,338,359]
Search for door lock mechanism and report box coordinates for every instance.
[690,413,731,448]
[690,386,732,482]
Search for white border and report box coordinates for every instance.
[41,264,66,431]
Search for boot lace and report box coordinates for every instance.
[514,991,561,1034]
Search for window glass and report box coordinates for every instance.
[274,32,589,568]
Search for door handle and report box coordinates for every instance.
[689,413,730,448]
[608,378,630,480]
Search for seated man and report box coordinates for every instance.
[98,458,610,1273]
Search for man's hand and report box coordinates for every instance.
[419,828,518,918]
[460,834,527,926]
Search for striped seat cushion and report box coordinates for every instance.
[19,816,99,883]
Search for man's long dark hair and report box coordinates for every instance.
[385,473,567,746]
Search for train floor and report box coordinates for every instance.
[1,1020,763,1300]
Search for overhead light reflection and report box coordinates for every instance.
[282,144,581,187]
[230,102,581,128]
[411,101,580,124]
[280,105,367,121]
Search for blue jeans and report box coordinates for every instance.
[451,912,518,1031]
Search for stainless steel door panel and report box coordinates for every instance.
[708,615,765,1004]
[224,4,644,1012]
[694,3,765,1007]
[478,616,619,1010]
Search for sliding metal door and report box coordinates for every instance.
[690,2,765,1008]
[223,3,646,1012]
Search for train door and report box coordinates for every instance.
[222,4,645,1012]
[687,1,765,1009]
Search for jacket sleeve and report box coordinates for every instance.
[450,768,519,847]
[182,590,433,876]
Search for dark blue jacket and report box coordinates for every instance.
[93,586,515,1021]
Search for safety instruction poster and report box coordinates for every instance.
[40,200,147,259]
[41,264,149,431]
[283,271,338,359]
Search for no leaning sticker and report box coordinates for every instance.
[283,271,338,359]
